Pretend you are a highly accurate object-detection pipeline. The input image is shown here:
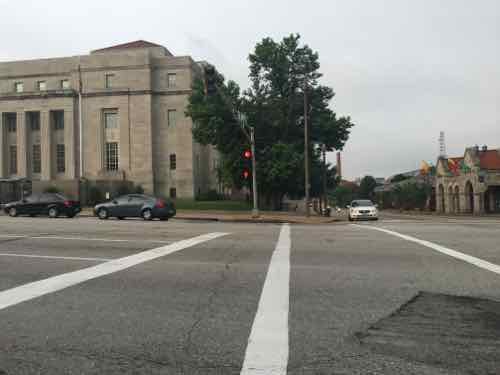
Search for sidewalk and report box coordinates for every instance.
[80,208,340,224]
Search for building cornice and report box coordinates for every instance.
[0,89,192,101]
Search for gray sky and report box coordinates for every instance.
[1,0,499,179]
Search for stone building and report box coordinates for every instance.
[436,146,500,214]
[0,40,219,201]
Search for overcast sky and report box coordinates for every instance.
[1,0,498,179]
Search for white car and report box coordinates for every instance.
[348,200,379,221]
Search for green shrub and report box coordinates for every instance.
[43,186,60,193]
[196,189,222,201]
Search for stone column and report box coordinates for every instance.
[16,112,27,178]
[0,114,5,178]
[459,192,467,214]
[474,193,485,215]
[64,110,75,179]
[40,110,52,181]
[436,192,443,213]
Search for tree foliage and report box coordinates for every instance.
[186,34,354,208]
[359,175,377,199]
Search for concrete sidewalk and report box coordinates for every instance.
[79,208,340,224]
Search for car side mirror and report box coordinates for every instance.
[346,205,350,209]
[375,204,379,208]
[22,199,27,203]
[112,199,118,204]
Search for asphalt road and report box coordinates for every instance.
[0,213,499,374]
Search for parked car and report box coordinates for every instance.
[3,193,81,218]
[94,194,176,221]
[347,199,379,221]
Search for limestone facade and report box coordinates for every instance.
[435,146,500,214]
[0,40,218,199]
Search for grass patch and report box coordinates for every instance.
[174,199,252,211]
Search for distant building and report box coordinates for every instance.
[435,146,500,214]
[0,40,219,201]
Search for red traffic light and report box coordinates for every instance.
[243,169,250,179]
[243,150,252,159]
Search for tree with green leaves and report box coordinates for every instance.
[359,175,377,200]
[186,34,354,209]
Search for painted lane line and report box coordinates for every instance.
[0,234,170,244]
[241,224,290,375]
[30,235,170,244]
[0,253,112,262]
[354,225,500,275]
[0,232,228,311]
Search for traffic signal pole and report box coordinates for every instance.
[250,126,259,218]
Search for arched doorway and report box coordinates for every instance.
[438,184,445,213]
[448,186,455,213]
[465,181,474,213]
[454,186,460,213]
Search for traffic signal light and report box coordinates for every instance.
[243,169,250,180]
[243,150,252,159]
[242,149,252,181]
[204,65,217,96]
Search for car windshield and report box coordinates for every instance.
[352,200,374,207]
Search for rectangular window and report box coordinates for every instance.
[169,188,177,199]
[28,112,40,131]
[105,74,114,89]
[14,82,23,93]
[61,79,70,89]
[52,111,64,130]
[167,73,176,88]
[56,144,65,173]
[6,115,16,133]
[37,81,47,91]
[169,154,176,170]
[168,109,176,127]
[104,111,118,129]
[9,146,17,175]
[105,142,119,171]
[32,144,41,174]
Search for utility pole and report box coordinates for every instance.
[322,144,327,214]
[304,82,310,217]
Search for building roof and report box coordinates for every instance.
[479,149,500,170]
[91,40,166,54]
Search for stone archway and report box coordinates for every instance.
[454,185,460,213]
[438,184,445,213]
[465,181,474,213]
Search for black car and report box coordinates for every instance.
[3,193,81,218]
[94,194,176,221]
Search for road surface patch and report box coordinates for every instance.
[0,232,228,312]
[354,225,500,276]
[357,291,500,373]
[241,224,290,375]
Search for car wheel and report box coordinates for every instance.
[29,214,37,217]
[348,215,353,222]
[142,209,153,221]
[117,216,125,220]
[67,213,75,218]
[160,217,168,221]
[98,208,109,220]
[8,207,18,217]
[48,207,59,218]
